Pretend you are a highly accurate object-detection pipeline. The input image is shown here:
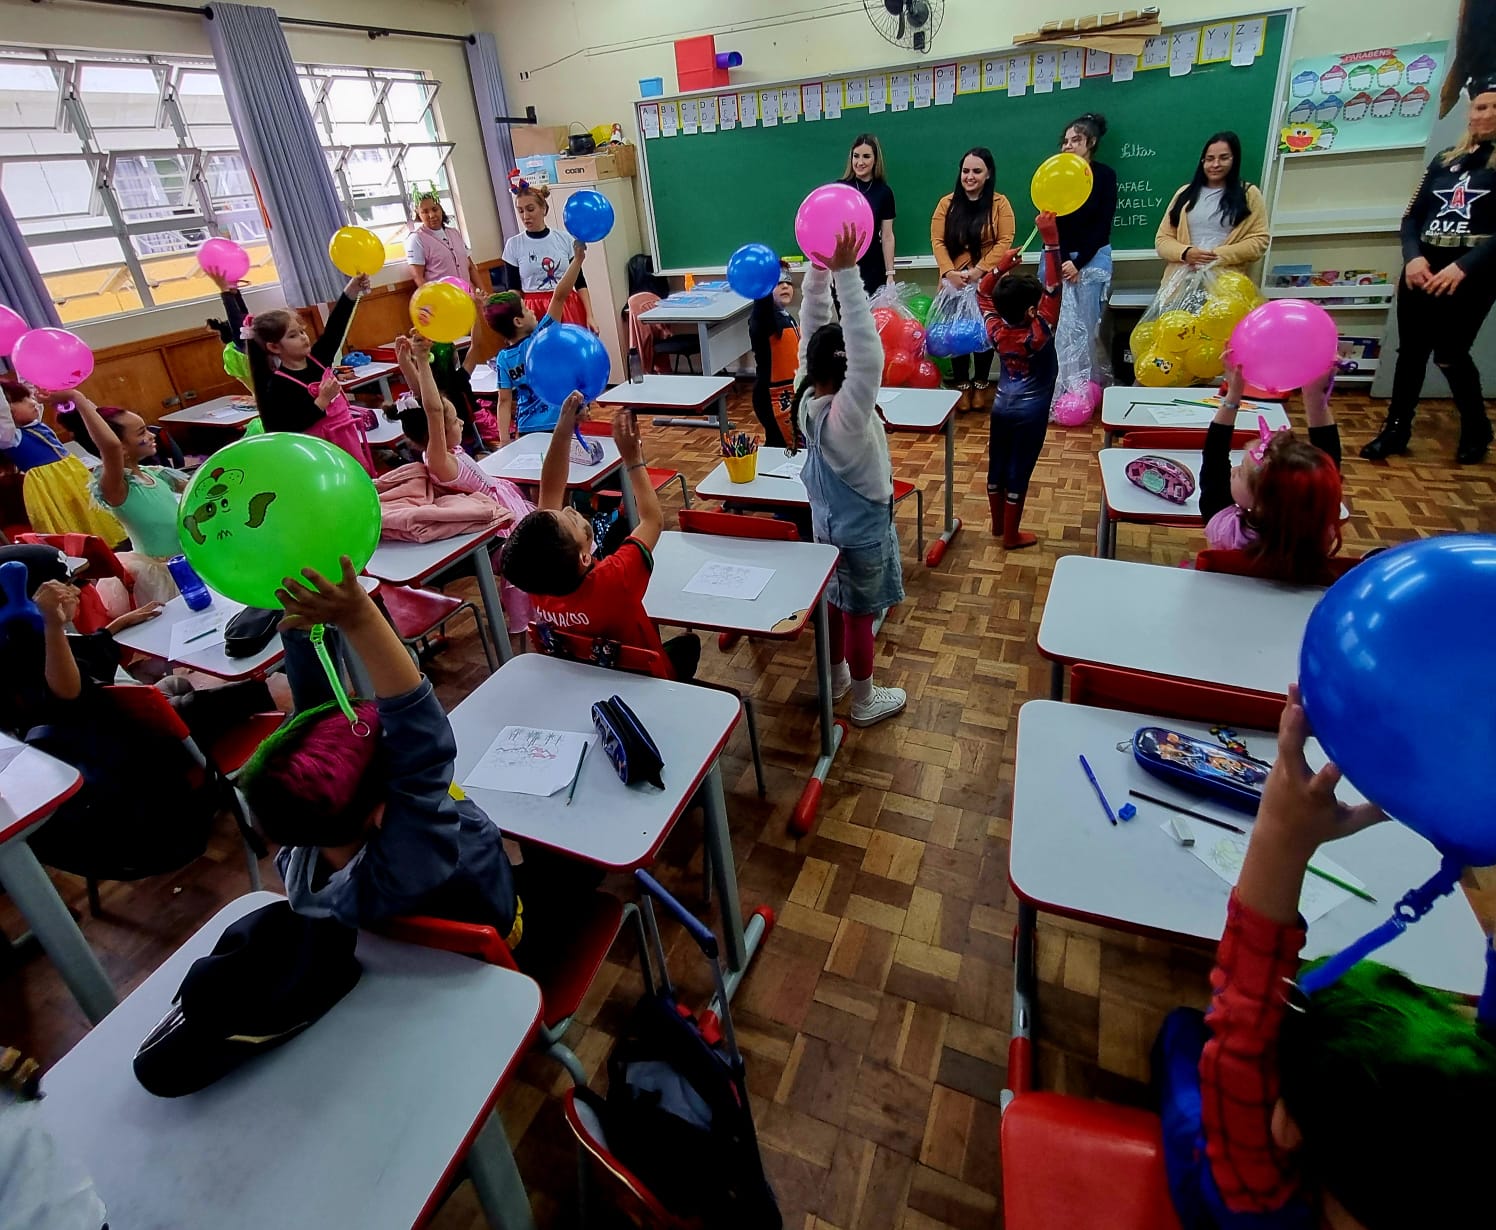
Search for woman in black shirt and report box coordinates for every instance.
[841,133,898,297]
[1364,75,1496,464]
[1053,112,1119,402]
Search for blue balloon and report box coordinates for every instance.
[526,322,610,407]
[726,243,781,301]
[561,190,615,244]
[1299,534,1496,865]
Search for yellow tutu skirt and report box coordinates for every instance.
[22,458,127,544]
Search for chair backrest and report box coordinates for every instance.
[528,622,674,680]
[16,532,130,583]
[102,683,193,742]
[677,508,800,541]
[1069,663,1284,731]
[1194,547,1361,586]
[577,419,611,437]
[1117,428,1255,451]
[563,1089,702,1230]
[379,914,520,972]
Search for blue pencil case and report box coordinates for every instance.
[1130,727,1268,816]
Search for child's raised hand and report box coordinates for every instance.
[275,556,373,631]
[612,407,643,465]
[995,248,1023,276]
[34,581,78,628]
[406,330,432,362]
[572,239,587,261]
[345,274,371,300]
[557,390,585,427]
[810,222,862,272]
[1035,211,1060,247]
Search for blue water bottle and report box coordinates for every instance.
[167,554,212,611]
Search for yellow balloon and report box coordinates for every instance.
[1195,298,1237,341]
[1184,338,1225,379]
[1212,270,1256,303]
[1154,310,1196,355]
[1135,349,1175,387]
[328,226,385,277]
[1030,152,1094,216]
[1130,320,1159,357]
[409,281,477,344]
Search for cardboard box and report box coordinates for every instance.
[511,124,568,157]
[555,146,638,183]
[516,153,560,186]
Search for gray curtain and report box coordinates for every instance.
[0,190,61,328]
[466,32,521,249]
[207,2,346,307]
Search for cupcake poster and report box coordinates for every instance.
[1280,41,1446,154]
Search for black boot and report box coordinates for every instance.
[1360,414,1413,461]
[1456,414,1493,464]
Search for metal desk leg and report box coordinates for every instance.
[1097,495,1116,559]
[470,549,514,663]
[714,391,729,432]
[701,763,771,997]
[1050,660,1065,701]
[1001,900,1038,1108]
[925,415,963,566]
[789,593,845,836]
[464,1111,537,1230]
[0,839,116,1024]
[652,388,734,432]
[618,471,639,529]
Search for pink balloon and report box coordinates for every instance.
[1052,390,1095,426]
[1085,381,1103,410]
[439,275,472,293]
[12,328,94,390]
[0,305,26,358]
[1229,300,1338,393]
[197,237,251,283]
[794,184,874,269]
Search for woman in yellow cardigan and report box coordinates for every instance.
[1154,131,1269,274]
[931,147,1016,410]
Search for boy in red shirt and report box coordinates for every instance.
[499,394,700,681]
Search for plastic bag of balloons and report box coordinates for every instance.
[1050,263,1112,426]
[1130,264,1256,384]
[923,284,990,358]
[870,282,930,387]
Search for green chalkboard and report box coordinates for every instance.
[638,14,1288,270]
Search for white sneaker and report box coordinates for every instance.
[850,685,907,727]
[830,662,852,701]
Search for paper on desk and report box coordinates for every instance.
[205,408,244,421]
[1166,820,1365,924]
[0,744,24,776]
[764,454,806,478]
[504,453,544,475]
[684,561,774,601]
[168,607,233,659]
[462,726,591,797]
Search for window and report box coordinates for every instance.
[0,48,276,323]
[298,64,454,268]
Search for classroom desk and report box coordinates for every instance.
[62,440,101,469]
[365,413,407,448]
[877,386,962,566]
[480,433,634,528]
[365,528,512,664]
[111,579,380,682]
[1099,386,1289,445]
[1038,555,1324,702]
[1004,701,1490,1095]
[159,395,259,430]
[470,363,498,395]
[696,446,807,509]
[1095,446,1238,559]
[639,291,753,378]
[646,532,841,834]
[343,360,401,403]
[38,891,543,1230]
[448,655,768,989]
[0,735,114,1024]
[596,373,736,431]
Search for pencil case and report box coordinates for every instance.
[1130,726,1267,816]
[592,694,665,789]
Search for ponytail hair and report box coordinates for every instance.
[1245,434,1343,584]
[787,323,848,448]
[243,308,299,404]
[1060,111,1108,153]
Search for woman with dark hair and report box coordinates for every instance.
[1363,75,1496,464]
[840,133,898,297]
[404,189,481,289]
[1154,131,1269,273]
[1054,112,1119,400]
[930,147,1015,410]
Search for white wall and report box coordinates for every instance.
[6,0,502,349]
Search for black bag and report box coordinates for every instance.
[224,606,280,658]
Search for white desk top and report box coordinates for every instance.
[343,361,400,391]
[639,292,751,324]
[160,395,259,428]
[0,733,82,841]
[365,527,499,587]
[646,531,837,638]
[876,386,960,431]
[449,654,739,870]
[39,891,542,1230]
[696,446,808,508]
[1038,555,1323,697]
[470,363,498,395]
[1100,386,1290,432]
[1100,447,1239,520]
[480,432,622,489]
[596,374,735,410]
[365,415,406,447]
[1011,701,1490,995]
[62,440,101,469]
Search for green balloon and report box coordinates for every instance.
[931,354,953,380]
[241,416,264,437]
[177,434,381,609]
[907,293,934,324]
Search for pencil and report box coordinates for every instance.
[1306,863,1377,904]
[1128,790,1247,835]
[1171,398,1221,409]
[565,742,588,806]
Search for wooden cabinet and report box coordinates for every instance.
[80,330,239,424]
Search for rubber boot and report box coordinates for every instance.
[1456,412,1493,464]
[1002,495,1038,550]
[1360,413,1413,460]
[987,491,1005,537]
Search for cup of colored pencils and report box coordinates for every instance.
[721,431,760,483]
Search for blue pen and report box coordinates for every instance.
[1078,754,1118,826]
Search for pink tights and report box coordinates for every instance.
[827,604,876,679]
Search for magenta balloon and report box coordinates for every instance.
[197,236,251,283]
[1229,300,1339,393]
[0,306,26,358]
[439,275,472,292]
[794,184,874,268]
[11,328,95,390]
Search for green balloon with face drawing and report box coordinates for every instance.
[177,433,381,609]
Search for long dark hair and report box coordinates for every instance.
[1059,111,1108,155]
[943,147,997,261]
[1168,131,1249,229]
[788,323,847,449]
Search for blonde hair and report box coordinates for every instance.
[1442,95,1496,168]
[843,133,886,183]
[513,181,551,212]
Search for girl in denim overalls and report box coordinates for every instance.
[788,224,906,728]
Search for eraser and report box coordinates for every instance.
[1118,802,1137,821]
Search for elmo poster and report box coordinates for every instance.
[1279,42,1448,155]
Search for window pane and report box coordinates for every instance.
[342,145,399,196]
[32,234,146,322]
[386,80,436,143]
[400,144,452,191]
[175,70,230,129]
[1,158,104,234]
[77,63,162,142]
[112,152,199,220]
[0,61,62,130]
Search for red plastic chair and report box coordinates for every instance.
[577,419,689,508]
[563,1087,703,1229]
[1117,428,1256,451]
[892,477,924,561]
[17,532,130,634]
[377,583,496,672]
[1194,548,1362,585]
[1002,1092,1182,1230]
[381,892,629,1086]
[1068,663,1286,731]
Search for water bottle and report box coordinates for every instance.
[628,346,644,384]
[167,555,213,611]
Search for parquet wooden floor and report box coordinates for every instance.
[3,386,1493,1229]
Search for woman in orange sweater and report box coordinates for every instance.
[930,147,1016,411]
